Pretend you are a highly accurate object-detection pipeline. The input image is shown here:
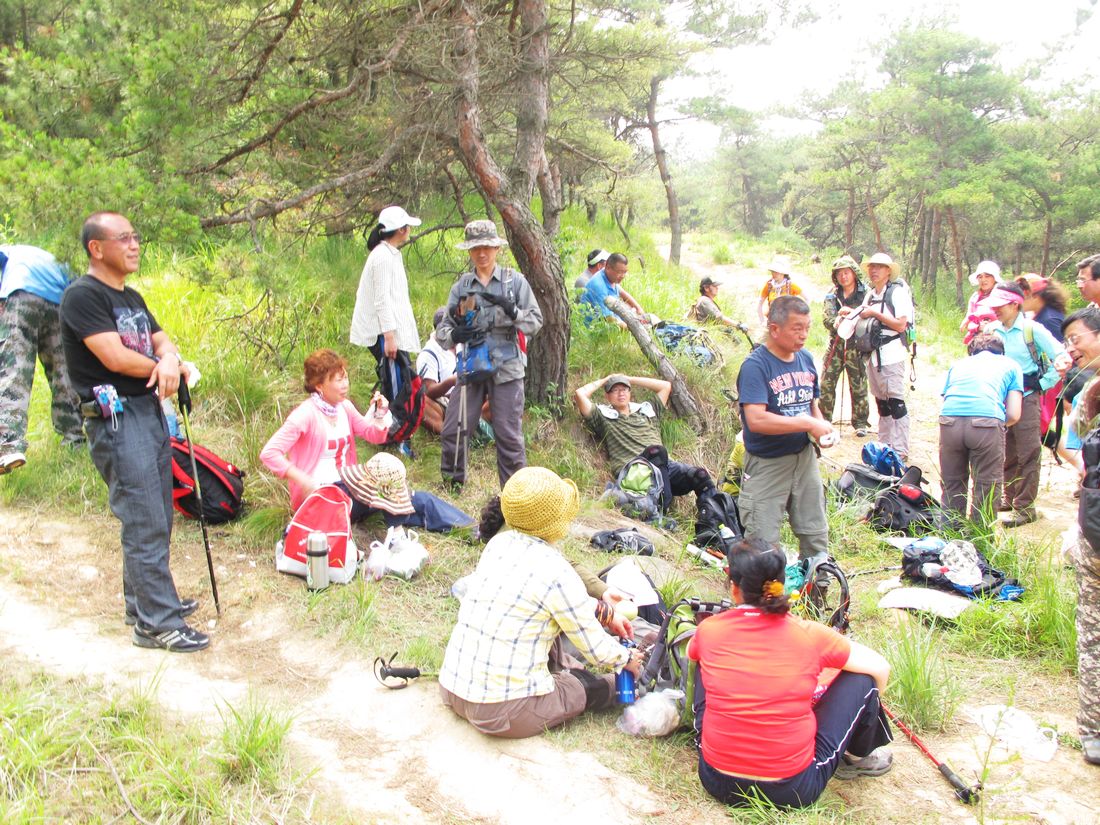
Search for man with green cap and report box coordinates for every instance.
[820,255,869,434]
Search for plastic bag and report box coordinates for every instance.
[969,705,1058,762]
[616,689,683,738]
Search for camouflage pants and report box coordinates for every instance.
[1075,537,1100,740]
[819,340,869,429]
[0,291,84,453]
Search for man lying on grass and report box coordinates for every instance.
[574,373,716,508]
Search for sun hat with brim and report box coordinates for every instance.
[766,255,795,276]
[830,254,860,274]
[603,374,632,393]
[835,307,866,340]
[377,205,422,232]
[700,276,722,290]
[500,467,579,543]
[338,453,415,516]
[861,252,901,279]
[983,286,1024,309]
[968,260,1002,287]
[456,220,508,250]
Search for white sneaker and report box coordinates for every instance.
[0,452,26,475]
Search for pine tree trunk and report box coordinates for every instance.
[647,76,681,265]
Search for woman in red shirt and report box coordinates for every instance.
[688,538,893,808]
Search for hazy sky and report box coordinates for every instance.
[665,0,1100,155]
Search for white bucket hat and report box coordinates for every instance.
[377,205,422,232]
[861,252,901,279]
[968,260,1002,286]
[766,255,794,276]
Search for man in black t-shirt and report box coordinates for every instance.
[60,211,208,653]
[736,296,836,563]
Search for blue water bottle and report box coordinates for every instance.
[616,639,637,704]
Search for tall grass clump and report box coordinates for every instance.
[881,620,962,732]
[216,695,294,790]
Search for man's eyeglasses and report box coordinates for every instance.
[1065,330,1098,347]
[104,232,142,245]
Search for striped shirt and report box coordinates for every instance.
[350,242,420,352]
[439,531,629,703]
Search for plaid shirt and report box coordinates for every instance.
[439,531,629,703]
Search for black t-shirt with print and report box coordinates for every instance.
[60,275,162,400]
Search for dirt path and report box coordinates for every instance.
[0,508,668,824]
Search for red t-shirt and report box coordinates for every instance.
[686,607,851,779]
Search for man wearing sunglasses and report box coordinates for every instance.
[59,212,207,653]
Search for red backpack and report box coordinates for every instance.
[275,485,359,584]
[169,437,245,523]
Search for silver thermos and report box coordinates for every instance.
[305,531,329,590]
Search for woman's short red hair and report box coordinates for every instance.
[303,349,348,394]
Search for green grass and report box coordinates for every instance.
[876,619,963,733]
[0,663,342,823]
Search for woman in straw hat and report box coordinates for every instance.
[439,467,642,738]
[260,348,472,531]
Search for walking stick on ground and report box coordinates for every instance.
[176,381,222,616]
[882,704,980,804]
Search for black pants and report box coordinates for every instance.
[698,672,892,809]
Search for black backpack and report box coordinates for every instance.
[869,468,956,536]
[833,462,901,502]
[589,527,655,556]
[376,351,425,443]
[694,491,743,553]
[169,437,245,524]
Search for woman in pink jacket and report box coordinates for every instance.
[261,348,472,531]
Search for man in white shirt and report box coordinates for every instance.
[839,252,914,460]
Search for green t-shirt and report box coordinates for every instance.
[585,398,664,474]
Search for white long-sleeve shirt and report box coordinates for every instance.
[350,242,420,352]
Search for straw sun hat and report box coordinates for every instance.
[338,452,415,516]
[500,467,579,543]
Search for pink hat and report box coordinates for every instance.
[984,286,1024,309]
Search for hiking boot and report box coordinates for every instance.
[1083,736,1100,766]
[125,598,198,626]
[834,747,893,779]
[996,500,1013,512]
[0,452,27,475]
[397,441,416,460]
[132,623,210,653]
[854,428,870,438]
[1003,510,1038,529]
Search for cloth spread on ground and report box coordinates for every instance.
[687,607,851,779]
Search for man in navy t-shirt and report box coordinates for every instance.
[736,295,836,562]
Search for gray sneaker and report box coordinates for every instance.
[0,452,27,475]
[834,747,893,779]
[133,623,210,653]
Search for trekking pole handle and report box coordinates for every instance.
[177,379,192,416]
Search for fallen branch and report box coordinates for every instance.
[604,296,705,433]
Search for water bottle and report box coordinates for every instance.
[920,562,945,579]
[306,531,329,590]
[161,399,180,437]
[718,523,736,542]
[616,639,637,704]
[686,543,725,570]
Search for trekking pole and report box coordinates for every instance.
[176,381,222,616]
[882,704,980,804]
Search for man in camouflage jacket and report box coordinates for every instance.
[819,255,870,433]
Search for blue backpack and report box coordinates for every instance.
[861,442,906,477]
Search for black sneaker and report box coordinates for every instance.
[132,623,210,653]
[125,598,198,626]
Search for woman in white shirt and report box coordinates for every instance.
[350,204,422,363]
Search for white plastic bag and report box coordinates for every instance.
[364,527,429,581]
[969,705,1058,762]
[616,689,683,738]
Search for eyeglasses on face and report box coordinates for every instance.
[1065,330,1098,347]
[103,232,142,245]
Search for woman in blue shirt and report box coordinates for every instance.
[939,334,1023,522]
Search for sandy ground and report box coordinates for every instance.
[1,239,1097,824]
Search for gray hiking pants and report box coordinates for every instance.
[866,359,909,461]
[86,393,186,633]
[1003,392,1041,516]
[938,416,1006,522]
[441,377,525,487]
[740,444,828,560]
